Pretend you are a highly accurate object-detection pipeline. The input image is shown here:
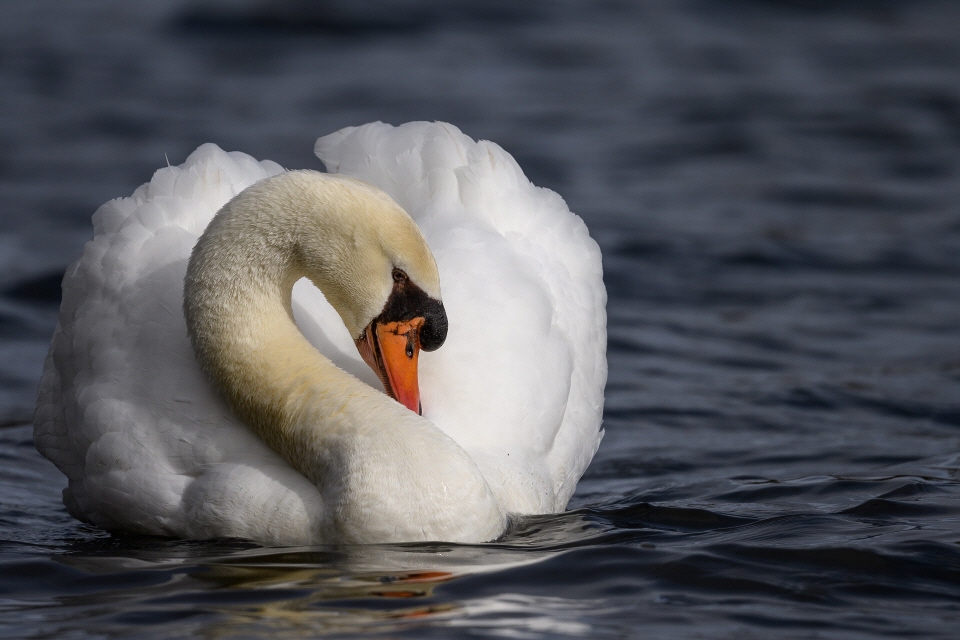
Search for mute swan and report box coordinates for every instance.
[34,121,606,545]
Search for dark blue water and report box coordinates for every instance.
[2,1,960,637]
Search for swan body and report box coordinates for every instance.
[34,121,607,545]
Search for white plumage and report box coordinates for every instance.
[34,121,606,545]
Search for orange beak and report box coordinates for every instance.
[356,317,424,414]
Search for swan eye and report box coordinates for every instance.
[392,269,407,283]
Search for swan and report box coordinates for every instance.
[33,121,606,545]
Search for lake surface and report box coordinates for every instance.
[1,1,959,637]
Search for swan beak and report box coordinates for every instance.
[356,318,424,415]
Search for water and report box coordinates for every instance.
[2,1,960,637]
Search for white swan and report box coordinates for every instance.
[34,121,606,545]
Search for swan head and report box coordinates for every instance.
[286,172,448,415]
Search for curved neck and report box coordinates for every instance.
[183,174,393,485]
[182,172,505,542]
